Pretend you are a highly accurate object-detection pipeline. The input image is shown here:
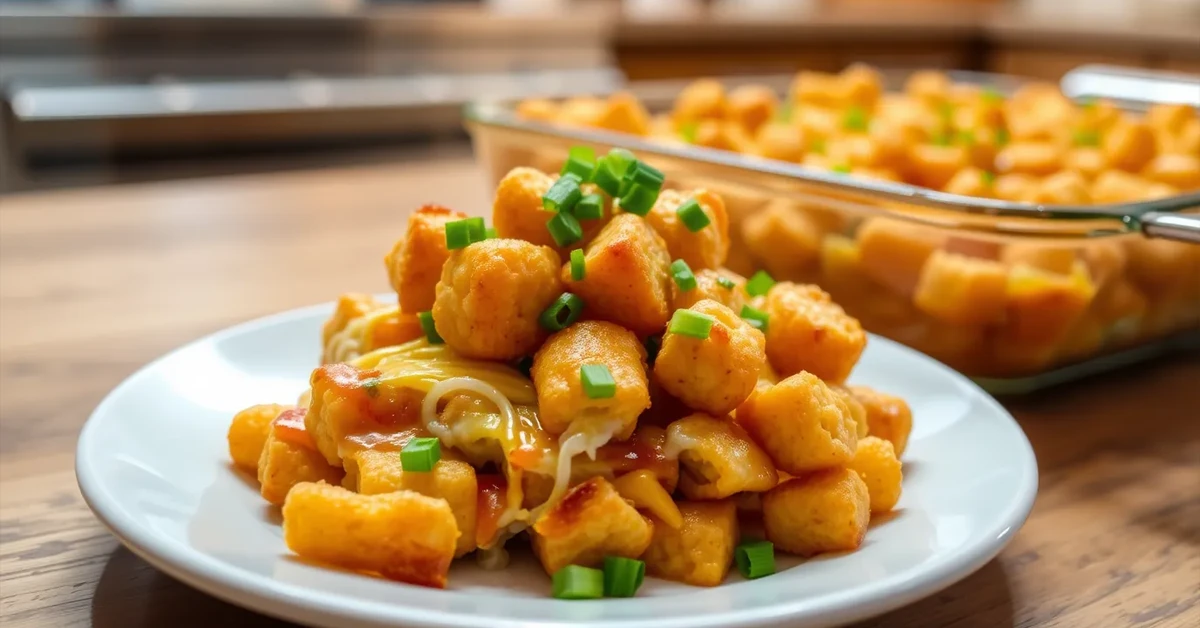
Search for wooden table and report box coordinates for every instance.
[1,154,1197,628]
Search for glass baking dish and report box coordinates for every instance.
[463,70,1200,393]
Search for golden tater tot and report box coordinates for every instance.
[673,78,728,124]
[1141,153,1200,190]
[727,84,779,134]
[1161,118,1200,155]
[908,143,970,191]
[740,200,823,278]
[283,482,458,588]
[903,70,951,105]
[1092,169,1154,203]
[832,385,868,439]
[761,283,866,383]
[258,417,345,506]
[563,214,673,336]
[642,500,738,587]
[754,121,807,162]
[913,250,1009,325]
[434,239,562,361]
[763,468,870,556]
[644,189,730,270]
[992,173,1041,203]
[531,321,650,440]
[1001,242,1077,275]
[666,413,777,500]
[995,142,1064,177]
[1030,170,1092,205]
[306,363,424,466]
[492,168,611,254]
[345,451,478,557]
[691,120,755,153]
[228,404,287,473]
[515,98,559,122]
[1064,147,1109,180]
[1103,119,1157,172]
[365,311,425,353]
[838,63,884,109]
[849,386,913,457]
[790,71,842,108]
[1002,262,1096,346]
[655,300,765,415]
[321,293,379,354]
[737,371,859,474]
[1146,102,1195,134]
[1124,238,1200,299]
[384,205,466,314]
[847,436,903,513]
[531,477,654,574]
[671,268,748,313]
[943,167,992,197]
[596,91,651,136]
[557,96,607,127]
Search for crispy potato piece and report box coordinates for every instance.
[306,363,425,465]
[531,320,650,439]
[557,97,607,127]
[563,214,673,336]
[754,121,807,162]
[258,416,345,506]
[1091,169,1154,203]
[1103,119,1156,172]
[763,468,870,556]
[1001,242,1078,275]
[612,469,683,529]
[644,189,730,271]
[345,451,478,557]
[790,71,842,108]
[1142,153,1200,190]
[912,250,1009,325]
[847,436,903,513]
[1124,238,1200,299]
[642,500,738,587]
[531,477,654,574]
[738,371,859,474]
[283,482,457,588]
[434,239,562,360]
[908,144,968,190]
[857,218,947,297]
[761,283,866,383]
[673,79,728,124]
[493,168,613,255]
[321,294,379,354]
[839,63,884,109]
[1064,147,1109,180]
[515,98,559,122]
[904,70,952,105]
[365,310,424,352]
[849,386,913,457]
[671,268,747,313]
[728,84,779,133]
[654,300,765,415]
[692,120,755,153]
[596,91,651,136]
[995,142,1064,177]
[1002,261,1096,346]
[831,386,868,439]
[1031,170,1092,205]
[666,413,778,500]
[741,200,822,279]
[992,173,1041,203]
[943,167,991,197]
[1146,102,1194,133]
[384,205,466,314]
[228,404,288,472]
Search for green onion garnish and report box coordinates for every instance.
[580,364,617,399]
[957,130,975,145]
[996,128,1010,147]
[485,226,498,240]
[776,101,793,123]
[676,198,710,232]
[574,193,604,220]
[623,160,665,192]
[717,276,736,290]
[592,149,636,197]
[547,212,583,248]
[831,164,852,175]
[740,304,769,333]
[745,270,775,297]
[644,335,661,365]
[618,183,659,217]
[570,248,586,281]
[1080,96,1097,110]
[981,170,996,186]
[561,146,596,182]
[445,217,486,250]
[552,565,604,600]
[418,311,443,344]
[679,121,699,144]
[671,259,697,291]
[543,173,583,213]
[842,105,869,132]
[1073,129,1101,147]
[981,86,1004,104]
[937,102,955,123]
[810,138,826,155]
[930,131,951,147]
[668,309,715,340]
[539,292,584,332]
[603,556,645,598]
[735,540,775,580]
[400,437,441,472]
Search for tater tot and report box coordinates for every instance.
[1103,119,1157,172]
[913,250,1009,325]
[904,70,952,105]
[563,214,673,336]
[321,293,379,354]
[908,143,970,190]
[1002,262,1096,346]
[654,300,765,415]
[832,385,868,439]
[754,121,808,162]
[1146,102,1195,134]
[849,386,912,456]
[763,468,870,556]
[761,283,866,383]
[992,173,1041,203]
[1030,170,1092,205]
[306,363,425,465]
[673,79,728,124]
[1141,153,1200,190]
[790,71,842,108]
[737,371,859,474]
[596,91,651,136]
[345,451,478,557]
[1001,242,1077,275]
[943,167,992,197]
[228,403,288,472]
[644,189,730,270]
[642,500,738,587]
[283,482,458,588]
[1091,169,1154,203]
[728,84,779,134]
[531,477,654,574]
[692,120,755,153]
[492,167,612,255]
[741,200,823,279]
[557,96,607,127]
[515,98,559,122]
[531,320,650,439]
[1064,147,1109,180]
[666,413,777,500]
[847,436,903,513]
[384,205,466,314]
[857,218,947,297]
[258,418,345,506]
[838,63,884,109]
[433,239,562,360]
[671,268,747,313]
[995,142,1065,177]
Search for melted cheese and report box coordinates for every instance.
[324,305,399,364]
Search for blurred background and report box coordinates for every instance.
[1,0,1198,193]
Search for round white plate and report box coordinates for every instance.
[77,301,1037,628]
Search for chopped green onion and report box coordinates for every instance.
[981,170,996,186]
[552,565,604,600]
[831,164,852,175]
[809,138,826,155]
[995,128,1010,147]
[603,556,645,598]
[592,149,636,197]
[618,183,660,217]
[981,86,1004,104]
[717,276,737,290]
[956,130,975,145]
[776,101,793,123]
[676,199,710,232]
[485,226,498,240]
[561,146,596,182]
[842,105,869,132]
[735,540,775,580]
[668,309,715,340]
[580,364,617,399]
[930,131,951,147]
[547,212,583,248]
[679,121,699,144]
[745,270,775,297]
[671,259,697,291]
[400,437,441,472]
[937,102,955,123]
[445,217,485,250]
[1073,129,1101,147]
[574,193,604,220]
[1080,96,1097,110]
[740,304,769,333]
[644,335,662,365]
[543,173,583,213]
[418,311,443,344]
[623,160,665,192]
[570,249,587,281]
[539,292,584,332]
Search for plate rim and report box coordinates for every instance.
[76,299,1039,628]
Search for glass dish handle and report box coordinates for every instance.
[1140,212,1200,244]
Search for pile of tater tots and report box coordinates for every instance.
[227,149,912,595]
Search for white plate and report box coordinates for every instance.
[77,300,1038,628]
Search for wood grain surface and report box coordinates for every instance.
[1,153,1198,628]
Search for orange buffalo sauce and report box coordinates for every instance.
[367,312,424,351]
[271,407,316,451]
[475,474,508,549]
